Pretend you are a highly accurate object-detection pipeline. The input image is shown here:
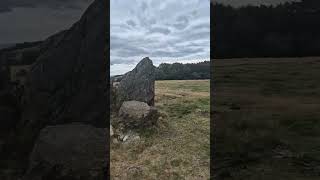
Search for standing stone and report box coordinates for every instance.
[115,57,155,110]
[22,0,108,128]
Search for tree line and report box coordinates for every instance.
[155,61,210,80]
[212,0,320,58]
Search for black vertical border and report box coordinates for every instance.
[106,0,111,178]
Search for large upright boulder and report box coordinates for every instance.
[22,0,108,128]
[115,57,155,110]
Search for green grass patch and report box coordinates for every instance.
[214,58,320,179]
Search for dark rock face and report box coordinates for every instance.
[117,101,159,130]
[23,0,108,128]
[115,57,155,110]
[0,45,41,66]
[24,123,107,180]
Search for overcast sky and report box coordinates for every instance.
[0,0,92,45]
[110,0,210,75]
[1,0,299,75]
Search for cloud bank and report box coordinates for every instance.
[111,0,210,75]
[0,0,92,44]
[0,0,93,13]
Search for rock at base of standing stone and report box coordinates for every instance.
[117,101,159,130]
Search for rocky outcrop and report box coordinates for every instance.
[114,57,155,110]
[24,123,107,180]
[117,101,159,130]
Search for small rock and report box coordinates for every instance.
[123,135,129,142]
[119,133,125,141]
[123,131,141,145]
[110,125,114,137]
[112,138,119,144]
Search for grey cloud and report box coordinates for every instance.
[110,58,136,65]
[189,23,210,31]
[111,35,144,50]
[152,47,204,58]
[136,14,156,28]
[172,15,190,30]
[112,23,133,31]
[148,18,157,25]
[148,27,171,35]
[111,35,159,50]
[141,1,148,12]
[111,28,208,64]
[119,47,148,57]
[0,0,92,13]
[111,36,148,57]
[182,31,210,41]
[110,35,124,50]
[0,3,90,44]
[191,10,198,17]
[126,19,136,27]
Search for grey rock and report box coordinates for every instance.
[120,131,140,143]
[123,131,141,144]
[115,57,155,110]
[112,138,119,144]
[22,0,108,128]
[24,123,107,180]
[117,101,159,129]
[110,125,114,137]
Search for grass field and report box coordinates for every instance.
[213,57,320,180]
[111,80,210,179]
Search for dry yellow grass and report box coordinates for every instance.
[111,80,210,180]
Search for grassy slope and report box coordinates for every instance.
[213,57,320,180]
[111,80,210,179]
